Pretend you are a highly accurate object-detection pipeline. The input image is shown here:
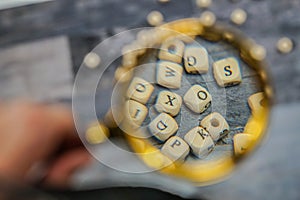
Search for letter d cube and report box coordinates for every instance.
[149,113,178,142]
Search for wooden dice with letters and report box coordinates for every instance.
[148,113,179,142]
[213,57,242,87]
[155,90,182,116]
[184,84,212,113]
[127,77,154,104]
[157,61,183,89]
[161,136,190,161]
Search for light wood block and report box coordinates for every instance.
[157,61,183,89]
[184,45,209,74]
[155,90,182,116]
[184,126,214,158]
[158,38,185,63]
[161,136,190,161]
[124,100,148,127]
[233,133,254,156]
[248,92,265,115]
[213,57,242,87]
[127,77,154,104]
[148,113,178,141]
[183,84,212,113]
[200,112,230,141]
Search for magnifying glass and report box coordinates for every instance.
[73,18,273,186]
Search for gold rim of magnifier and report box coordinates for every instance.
[117,18,273,185]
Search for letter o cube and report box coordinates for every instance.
[183,84,212,113]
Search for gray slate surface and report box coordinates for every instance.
[133,39,259,160]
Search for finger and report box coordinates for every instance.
[43,104,86,155]
[44,104,79,143]
[0,102,81,180]
[43,148,91,188]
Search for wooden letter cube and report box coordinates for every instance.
[184,126,214,159]
[148,113,178,142]
[158,39,185,63]
[200,112,230,142]
[124,100,148,127]
[184,45,209,74]
[183,84,212,113]
[161,136,190,161]
[233,133,254,156]
[248,92,266,116]
[213,57,242,87]
[127,77,154,104]
[155,90,182,116]
[157,61,183,89]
